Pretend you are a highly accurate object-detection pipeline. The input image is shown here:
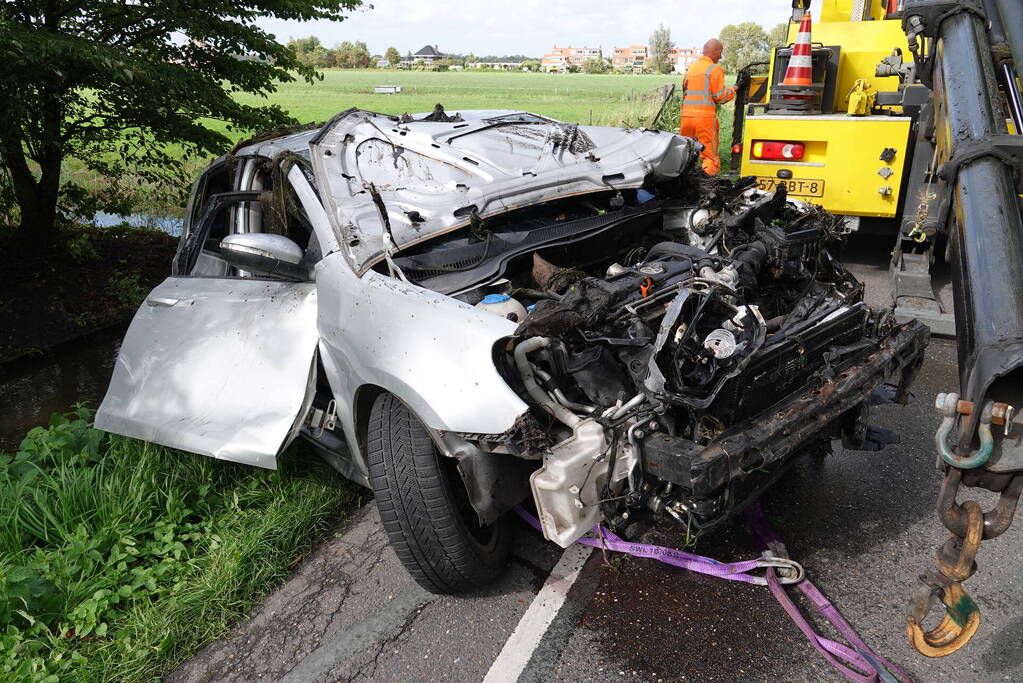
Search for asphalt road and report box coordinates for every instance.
[170,237,1023,682]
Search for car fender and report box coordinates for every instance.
[313,252,528,473]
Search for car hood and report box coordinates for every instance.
[308,108,696,274]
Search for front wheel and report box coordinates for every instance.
[366,393,510,593]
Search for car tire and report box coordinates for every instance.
[367,392,510,594]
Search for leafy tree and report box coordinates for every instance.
[719,22,771,73]
[333,40,370,68]
[521,59,541,72]
[0,0,362,239]
[352,41,371,68]
[582,57,607,74]
[648,24,675,75]
[477,54,536,62]
[288,35,324,56]
[289,37,332,68]
[768,22,790,48]
[384,46,401,67]
[303,49,332,69]
[335,40,354,68]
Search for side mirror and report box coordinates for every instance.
[219,233,308,281]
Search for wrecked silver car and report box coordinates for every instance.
[96,107,929,593]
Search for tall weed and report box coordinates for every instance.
[0,407,357,681]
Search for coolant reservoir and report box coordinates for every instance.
[476,293,527,322]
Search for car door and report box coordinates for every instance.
[95,158,322,469]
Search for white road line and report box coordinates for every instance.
[483,543,594,683]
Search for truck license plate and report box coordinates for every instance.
[755,177,825,198]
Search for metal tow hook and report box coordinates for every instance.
[907,500,984,657]
[908,456,1023,658]
[907,580,981,657]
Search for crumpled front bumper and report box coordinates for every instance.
[643,320,930,523]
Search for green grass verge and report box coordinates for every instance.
[0,407,358,681]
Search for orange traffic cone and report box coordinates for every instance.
[781,12,813,99]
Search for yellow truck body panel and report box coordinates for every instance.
[739,115,911,218]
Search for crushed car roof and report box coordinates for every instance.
[233,128,321,159]
[304,108,696,274]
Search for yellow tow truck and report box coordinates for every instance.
[730,0,955,332]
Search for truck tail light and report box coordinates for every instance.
[751,140,805,161]
[731,143,742,155]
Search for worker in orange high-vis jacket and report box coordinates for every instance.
[680,38,735,175]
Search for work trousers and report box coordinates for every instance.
[679,115,720,175]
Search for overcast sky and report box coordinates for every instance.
[255,0,791,57]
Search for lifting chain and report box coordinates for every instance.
[907,466,1023,656]
[904,188,937,244]
[904,129,940,245]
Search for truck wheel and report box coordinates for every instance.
[366,393,510,593]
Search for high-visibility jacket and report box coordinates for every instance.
[682,56,734,118]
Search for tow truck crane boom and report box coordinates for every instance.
[900,0,1023,657]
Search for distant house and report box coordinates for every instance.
[232,52,272,64]
[670,47,702,72]
[610,45,648,73]
[541,46,602,72]
[611,45,700,73]
[400,44,443,67]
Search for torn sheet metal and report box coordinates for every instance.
[310,108,694,274]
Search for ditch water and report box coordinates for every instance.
[91,211,185,236]
[0,328,123,452]
[1,212,181,452]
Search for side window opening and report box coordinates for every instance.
[184,162,232,235]
[260,153,321,267]
[174,192,262,276]
[208,199,262,253]
[175,154,322,279]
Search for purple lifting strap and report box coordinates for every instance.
[516,505,911,683]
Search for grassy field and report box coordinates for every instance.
[228,70,733,165]
[73,70,738,217]
[233,70,681,128]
